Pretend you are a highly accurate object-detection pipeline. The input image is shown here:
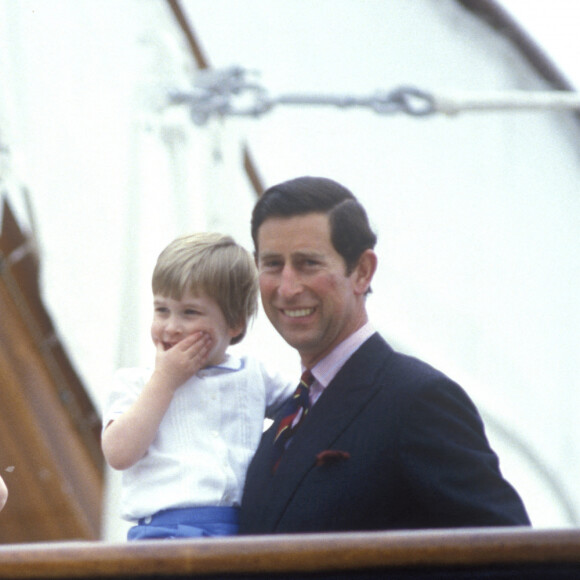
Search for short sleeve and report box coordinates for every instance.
[101,367,150,434]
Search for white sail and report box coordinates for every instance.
[0,0,578,540]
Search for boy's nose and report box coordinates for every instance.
[165,316,183,334]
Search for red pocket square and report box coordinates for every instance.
[315,449,351,466]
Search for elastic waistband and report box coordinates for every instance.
[139,506,240,527]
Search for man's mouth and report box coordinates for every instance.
[282,308,314,318]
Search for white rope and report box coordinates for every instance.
[433,90,580,115]
[169,67,580,123]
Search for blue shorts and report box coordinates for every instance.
[127,506,240,540]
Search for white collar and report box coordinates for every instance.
[203,353,245,373]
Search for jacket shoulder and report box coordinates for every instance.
[349,333,457,389]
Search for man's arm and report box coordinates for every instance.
[400,378,530,527]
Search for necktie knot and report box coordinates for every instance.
[300,369,315,389]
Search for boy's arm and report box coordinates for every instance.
[101,332,211,470]
[263,362,296,418]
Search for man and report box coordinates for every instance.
[239,176,530,534]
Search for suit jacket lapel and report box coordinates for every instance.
[259,333,393,531]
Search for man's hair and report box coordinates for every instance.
[152,232,258,345]
[251,176,377,274]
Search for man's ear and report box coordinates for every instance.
[352,249,378,295]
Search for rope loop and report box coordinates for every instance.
[167,66,580,125]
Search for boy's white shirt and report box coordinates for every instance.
[102,353,294,521]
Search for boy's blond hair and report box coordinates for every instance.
[152,233,258,345]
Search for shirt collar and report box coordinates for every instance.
[203,353,245,373]
[309,321,376,388]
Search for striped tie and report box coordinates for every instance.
[271,369,314,473]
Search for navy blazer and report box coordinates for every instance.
[239,333,530,534]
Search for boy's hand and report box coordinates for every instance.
[153,331,212,391]
[102,332,212,471]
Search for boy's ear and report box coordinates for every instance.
[229,327,243,339]
[228,320,246,344]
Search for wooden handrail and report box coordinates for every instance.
[0,528,579,578]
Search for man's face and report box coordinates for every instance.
[256,212,370,367]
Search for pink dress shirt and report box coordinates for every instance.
[308,322,376,406]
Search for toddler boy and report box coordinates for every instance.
[101,232,294,540]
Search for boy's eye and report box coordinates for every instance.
[184,309,200,316]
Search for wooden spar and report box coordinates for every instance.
[165,0,266,196]
[457,0,575,91]
[165,0,210,70]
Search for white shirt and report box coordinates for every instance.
[102,354,294,521]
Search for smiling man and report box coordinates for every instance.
[257,211,374,369]
[239,176,530,534]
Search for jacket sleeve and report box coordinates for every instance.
[398,377,531,527]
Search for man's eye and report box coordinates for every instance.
[302,258,321,269]
[261,260,282,270]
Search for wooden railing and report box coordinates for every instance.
[1,528,580,579]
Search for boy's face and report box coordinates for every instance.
[151,290,241,367]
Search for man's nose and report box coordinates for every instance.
[278,265,302,297]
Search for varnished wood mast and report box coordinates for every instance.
[166,0,266,197]
[0,528,579,578]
